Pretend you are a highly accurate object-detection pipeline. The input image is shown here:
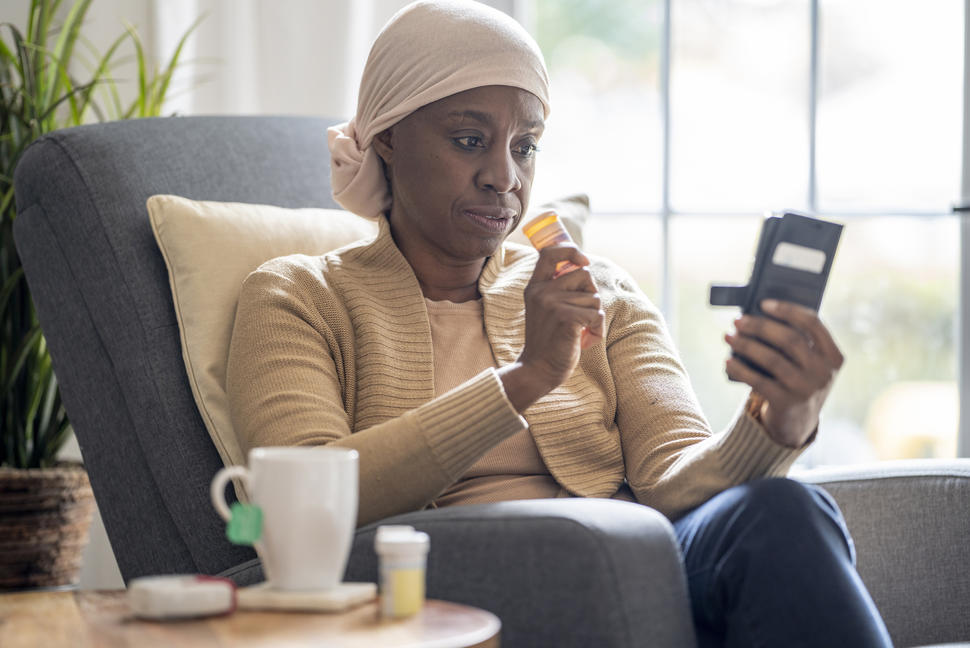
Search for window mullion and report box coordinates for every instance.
[959,0,970,458]
[661,0,674,328]
[809,0,819,213]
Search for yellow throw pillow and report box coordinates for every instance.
[147,195,378,471]
[147,193,590,473]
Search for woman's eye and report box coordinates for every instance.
[514,142,539,158]
[454,135,484,149]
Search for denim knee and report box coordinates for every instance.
[741,477,835,519]
[739,477,856,564]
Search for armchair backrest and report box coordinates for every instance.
[13,116,341,580]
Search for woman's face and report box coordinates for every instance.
[374,85,545,265]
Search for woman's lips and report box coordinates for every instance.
[463,206,517,233]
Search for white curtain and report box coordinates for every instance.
[152,0,516,118]
[152,0,418,119]
[72,0,518,116]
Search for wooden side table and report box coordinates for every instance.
[0,590,501,647]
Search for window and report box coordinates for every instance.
[523,0,964,466]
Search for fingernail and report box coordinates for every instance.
[762,299,779,311]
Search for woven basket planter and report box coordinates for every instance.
[0,462,95,590]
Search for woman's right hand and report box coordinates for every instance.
[498,244,604,412]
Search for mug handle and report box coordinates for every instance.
[210,466,251,522]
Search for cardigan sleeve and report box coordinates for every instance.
[600,264,807,520]
[226,259,526,527]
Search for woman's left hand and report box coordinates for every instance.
[724,299,844,448]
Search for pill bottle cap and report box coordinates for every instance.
[375,525,415,539]
[375,528,430,557]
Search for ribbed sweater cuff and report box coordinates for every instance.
[414,368,527,480]
[717,410,804,482]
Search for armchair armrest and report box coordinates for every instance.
[797,459,970,648]
[221,498,697,648]
[351,499,697,648]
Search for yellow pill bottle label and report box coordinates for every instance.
[375,526,430,619]
[382,567,425,617]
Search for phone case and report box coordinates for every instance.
[710,211,842,317]
[709,211,842,378]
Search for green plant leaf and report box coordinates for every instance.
[42,0,92,113]
[0,31,18,66]
[27,368,56,468]
[122,21,147,118]
[41,411,72,468]
[1,184,16,215]
[1,0,208,468]
[56,62,81,124]
[24,349,49,434]
[37,359,58,439]
[36,77,99,125]
[149,12,206,115]
[9,26,35,116]
[100,69,123,120]
[74,31,127,122]
[1,323,42,398]
[0,265,24,315]
[26,1,49,100]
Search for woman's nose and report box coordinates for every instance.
[478,146,521,194]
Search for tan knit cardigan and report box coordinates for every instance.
[227,216,803,526]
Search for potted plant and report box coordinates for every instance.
[0,0,200,590]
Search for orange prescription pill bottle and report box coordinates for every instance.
[521,210,581,278]
[521,210,598,348]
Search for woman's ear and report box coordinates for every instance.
[372,128,393,165]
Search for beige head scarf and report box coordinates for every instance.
[327,0,551,219]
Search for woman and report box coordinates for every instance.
[227,1,891,645]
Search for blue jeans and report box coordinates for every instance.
[673,478,893,647]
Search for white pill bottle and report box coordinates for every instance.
[374,525,430,618]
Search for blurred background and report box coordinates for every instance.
[528,0,964,471]
[3,0,966,586]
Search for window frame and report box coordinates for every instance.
[516,0,970,459]
[959,0,970,458]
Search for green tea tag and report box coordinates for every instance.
[226,502,263,545]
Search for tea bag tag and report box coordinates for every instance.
[226,502,263,545]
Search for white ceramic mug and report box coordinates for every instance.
[210,446,359,591]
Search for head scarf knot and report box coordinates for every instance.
[327,0,551,219]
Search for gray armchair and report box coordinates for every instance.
[13,116,970,648]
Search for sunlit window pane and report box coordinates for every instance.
[670,1,810,213]
[817,0,962,211]
[671,214,958,466]
[525,0,963,464]
[531,0,663,211]
[813,216,958,464]
[670,215,763,431]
